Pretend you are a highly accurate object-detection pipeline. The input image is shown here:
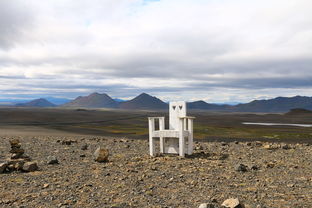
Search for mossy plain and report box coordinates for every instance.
[0,107,312,143]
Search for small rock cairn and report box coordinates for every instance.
[0,139,38,173]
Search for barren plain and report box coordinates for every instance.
[0,108,312,207]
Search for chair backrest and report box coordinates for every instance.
[169,101,187,130]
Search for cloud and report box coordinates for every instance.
[0,0,312,102]
[0,1,34,49]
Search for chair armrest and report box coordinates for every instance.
[148,117,165,119]
[179,116,195,119]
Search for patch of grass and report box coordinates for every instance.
[194,123,312,139]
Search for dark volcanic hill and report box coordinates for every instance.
[285,108,312,115]
[16,98,56,107]
[187,100,230,110]
[231,96,312,112]
[63,92,118,108]
[119,93,168,109]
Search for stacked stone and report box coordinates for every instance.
[0,139,38,173]
[10,139,27,159]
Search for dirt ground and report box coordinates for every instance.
[0,126,311,208]
[0,108,312,207]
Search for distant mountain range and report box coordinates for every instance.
[230,96,312,112]
[62,92,118,108]
[7,93,312,113]
[16,98,56,107]
[118,93,168,109]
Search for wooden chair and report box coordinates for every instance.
[148,101,195,157]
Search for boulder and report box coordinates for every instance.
[22,161,38,172]
[93,147,109,162]
[221,198,243,208]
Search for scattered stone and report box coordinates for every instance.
[221,142,228,146]
[263,144,278,150]
[235,164,248,172]
[199,203,216,208]
[22,161,38,172]
[93,147,109,162]
[195,144,204,150]
[61,140,77,145]
[8,159,25,171]
[0,162,8,173]
[249,165,259,170]
[43,183,50,188]
[282,144,290,150]
[266,162,275,168]
[47,156,59,164]
[199,203,208,208]
[246,142,252,146]
[221,198,243,208]
[80,154,86,158]
[255,141,263,147]
[81,144,88,150]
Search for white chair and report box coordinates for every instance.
[148,101,195,157]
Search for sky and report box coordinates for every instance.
[0,0,312,103]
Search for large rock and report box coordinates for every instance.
[221,198,243,208]
[22,161,38,172]
[93,147,109,162]
[0,162,8,173]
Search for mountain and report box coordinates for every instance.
[187,100,230,110]
[231,96,312,112]
[44,97,71,105]
[15,98,56,107]
[62,92,118,108]
[119,93,168,109]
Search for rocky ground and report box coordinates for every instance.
[0,135,312,208]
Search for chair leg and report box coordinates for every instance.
[160,137,164,153]
[188,134,193,155]
[179,135,185,157]
[149,136,155,156]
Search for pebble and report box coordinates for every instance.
[47,156,59,164]
[221,198,243,208]
[199,203,217,208]
[235,164,248,172]
[81,144,88,150]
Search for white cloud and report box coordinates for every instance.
[0,0,312,102]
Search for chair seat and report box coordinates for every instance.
[152,130,189,138]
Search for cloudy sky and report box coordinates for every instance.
[1,0,312,103]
